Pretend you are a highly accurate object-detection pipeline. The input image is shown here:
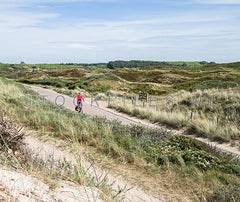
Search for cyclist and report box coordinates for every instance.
[76,92,84,112]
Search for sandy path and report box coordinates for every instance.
[0,163,103,202]
[24,135,165,202]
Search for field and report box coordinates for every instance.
[1,61,240,201]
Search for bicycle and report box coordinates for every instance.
[75,102,83,113]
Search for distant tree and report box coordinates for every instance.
[107,61,116,69]
[20,61,25,64]
[200,61,208,65]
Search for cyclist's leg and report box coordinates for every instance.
[77,101,80,112]
[79,101,83,112]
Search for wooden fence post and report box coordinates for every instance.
[191,112,193,121]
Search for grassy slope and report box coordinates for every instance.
[0,78,240,201]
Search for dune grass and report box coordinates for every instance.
[0,84,114,200]
[1,78,240,201]
[109,88,240,143]
[0,114,114,201]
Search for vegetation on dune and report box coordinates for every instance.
[2,60,240,96]
[0,78,240,200]
[1,61,240,143]
[0,85,114,200]
[1,60,240,200]
[110,87,240,143]
[1,60,240,143]
[0,115,25,152]
[0,116,113,201]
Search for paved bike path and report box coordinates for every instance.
[27,85,158,128]
[27,85,240,158]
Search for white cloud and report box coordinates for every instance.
[0,0,60,30]
[5,0,116,5]
[119,43,176,49]
[66,43,101,50]
[196,0,240,4]
[0,13,60,30]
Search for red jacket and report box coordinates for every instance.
[77,95,84,102]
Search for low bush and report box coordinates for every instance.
[0,115,25,152]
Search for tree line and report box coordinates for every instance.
[107,60,215,69]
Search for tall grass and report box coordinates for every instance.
[0,116,114,201]
[1,78,240,201]
[0,81,114,200]
[109,88,240,142]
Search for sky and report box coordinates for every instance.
[0,0,239,64]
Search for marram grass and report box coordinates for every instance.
[1,78,240,201]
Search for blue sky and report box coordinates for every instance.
[0,0,240,63]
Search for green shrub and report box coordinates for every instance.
[206,184,240,202]
[195,80,238,90]
[87,85,111,92]
[18,78,68,88]
[87,73,119,81]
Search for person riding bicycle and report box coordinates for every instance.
[76,92,84,112]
